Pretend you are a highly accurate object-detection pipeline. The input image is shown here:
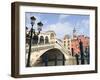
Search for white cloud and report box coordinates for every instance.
[76,19,89,36]
[43,22,73,39]
[26,13,89,39]
[42,17,89,40]
[59,15,70,20]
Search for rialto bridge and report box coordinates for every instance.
[26,31,76,66]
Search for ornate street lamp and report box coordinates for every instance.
[32,21,43,45]
[37,21,43,34]
[26,16,43,67]
[26,16,36,67]
[31,16,36,27]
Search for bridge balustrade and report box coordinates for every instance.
[26,43,55,53]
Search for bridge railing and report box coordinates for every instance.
[55,39,70,55]
[26,43,55,53]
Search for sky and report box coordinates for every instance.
[25,12,90,39]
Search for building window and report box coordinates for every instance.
[68,47,70,50]
[64,44,66,47]
[68,43,70,46]
[64,41,66,43]
[50,33,54,39]
[68,40,70,43]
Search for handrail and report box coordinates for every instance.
[26,44,54,53]
[26,38,70,56]
[26,43,54,49]
[56,39,67,50]
[56,39,69,55]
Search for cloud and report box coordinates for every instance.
[26,13,89,39]
[59,15,70,20]
[42,17,89,40]
[76,19,89,36]
[42,22,73,39]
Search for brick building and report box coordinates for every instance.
[71,35,89,55]
[63,28,89,56]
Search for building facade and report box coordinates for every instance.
[63,28,90,64]
[63,35,72,55]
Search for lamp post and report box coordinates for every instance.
[37,21,43,33]
[32,21,43,45]
[79,40,85,64]
[26,27,29,44]
[26,16,36,67]
[75,54,79,65]
[26,16,43,67]
[85,46,90,64]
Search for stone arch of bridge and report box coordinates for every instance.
[32,48,69,66]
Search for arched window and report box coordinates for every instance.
[50,33,54,39]
[39,36,44,44]
[45,36,49,44]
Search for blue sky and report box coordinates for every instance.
[25,12,90,39]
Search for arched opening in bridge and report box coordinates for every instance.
[45,36,49,44]
[50,33,54,39]
[32,34,38,45]
[33,48,65,66]
[39,36,44,44]
[50,33,55,44]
